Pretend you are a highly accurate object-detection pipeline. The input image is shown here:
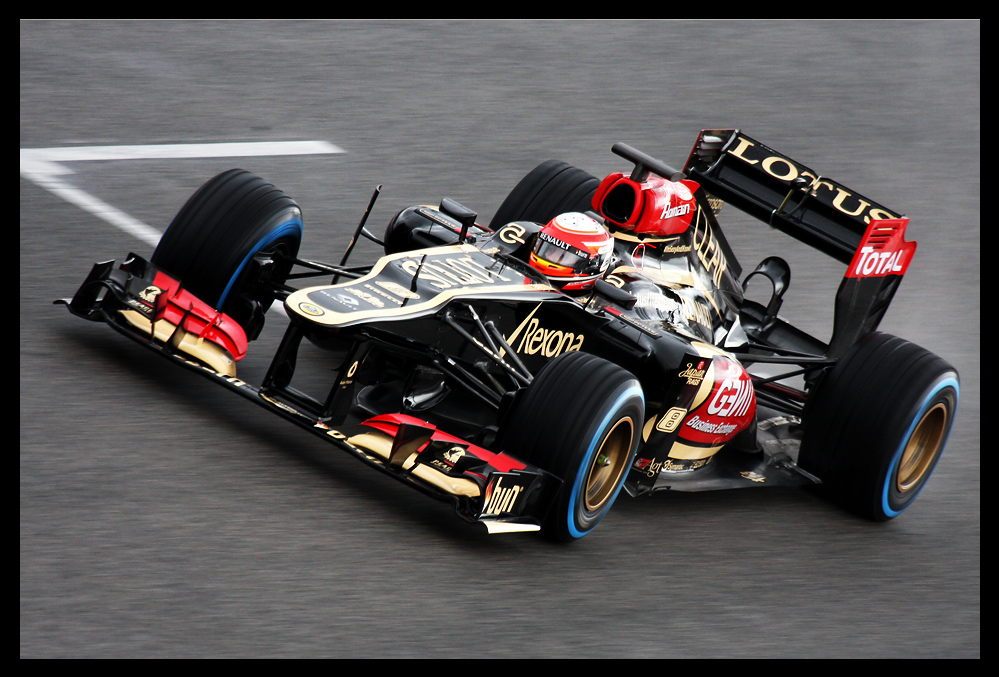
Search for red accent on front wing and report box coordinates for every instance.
[150,271,248,360]
[362,413,527,472]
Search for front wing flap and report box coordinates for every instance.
[56,255,248,375]
[320,413,556,532]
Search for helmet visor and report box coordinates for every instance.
[533,238,588,270]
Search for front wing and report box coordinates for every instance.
[57,255,559,534]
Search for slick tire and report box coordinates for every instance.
[799,332,959,521]
[151,169,303,339]
[500,351,644,541]
[489,160,600,230]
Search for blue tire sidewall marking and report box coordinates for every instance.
[881,376,959,518]
[566,384,643,539]
[215,217,303,309]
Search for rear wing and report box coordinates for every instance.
[682,130,917,358]
[683,130,903,265]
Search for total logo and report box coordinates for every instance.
[851,244,909,278]
[846,219,916,280]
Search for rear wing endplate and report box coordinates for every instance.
[683,130,903,264]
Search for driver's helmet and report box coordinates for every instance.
[529,212,614,292]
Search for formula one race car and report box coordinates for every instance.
[58,130,961,541]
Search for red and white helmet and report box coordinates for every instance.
[529,212,614,292]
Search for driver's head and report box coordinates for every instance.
[529,212,614,293]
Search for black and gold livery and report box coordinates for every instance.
[59,130,960,538]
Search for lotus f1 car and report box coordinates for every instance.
[58,130,960,541]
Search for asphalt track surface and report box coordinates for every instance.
[21,20,979,658]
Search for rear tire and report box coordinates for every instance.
[489,160,600,230]
[499,351,644,541]
[799,332,959,521]
[151,169,302,339]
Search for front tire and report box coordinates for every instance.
[499,351,644,541]
[151,169,303,339]
[799,333,959,521]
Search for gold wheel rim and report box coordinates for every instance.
[897,403,947,493]
[584,418,634,512]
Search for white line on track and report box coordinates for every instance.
[21,168,166,247]
[20,140,344,247]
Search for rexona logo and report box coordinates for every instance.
[504,304,585,358]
